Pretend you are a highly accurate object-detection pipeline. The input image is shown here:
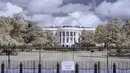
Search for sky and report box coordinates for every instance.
[0,0,130,28]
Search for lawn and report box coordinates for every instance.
[0,50,130,69]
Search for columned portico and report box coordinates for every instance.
[59,31,77,47]
[42,26,95,47]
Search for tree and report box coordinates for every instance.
[123,19,130,38]
[95,24,108,47]
[79,30,95,47]
[107,18,124,47]
[23,21,36,44]
[121,19,130,47]
[0,15,61,49]
[0,16,22,48]
[95,18,126,48]
[42,30,61,47]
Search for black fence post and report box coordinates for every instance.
[75,63,79,73]
[98,61,100,73]
[1,62,5,73]
[38,63,41,73]
[113,63,116,73]
[94,63,97,73]
[33,61,35,73]
[57,62,60,73]
[19,62,23,73]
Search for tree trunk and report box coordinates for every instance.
[104,43,108,48]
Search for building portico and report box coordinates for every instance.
[42,26,95,47]
[58,31,79,47]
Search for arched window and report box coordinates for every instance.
[62,45,65,47]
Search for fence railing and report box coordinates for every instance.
[1,48,130,73]
[0,61,117,73]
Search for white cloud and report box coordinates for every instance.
[95,1,112,17]
[0,2,23,17]
[53,17,68,26]
[28,11,106,28]
[95,0,130,18]
[27,0,63,14]
[69,11,106,27]
[9,0,30,8]
[52,11,106,27]
[1,0,129,28]
[0,1,6,10]
[31,14,54,27]
[60,3,90,13]
[53,16,80,26]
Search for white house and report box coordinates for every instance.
[42,26,95,47]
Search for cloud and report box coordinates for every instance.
[60,3,90,13]
[51,11,106,27]
[95,0,130,18]
[8,0,30,8]
[27,0,63,14]
[28,11,106,28]
[69,11,106,27]
[0,1,6,10]
[23,1,107,27]
[0,2,23,17]
[31,14,54,27]
[0,0,130,28]
[53,16,80,26]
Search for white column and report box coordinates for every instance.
[61,31,63,44]
[68,31,70,44]
[69,31,72,43]
[74,32,75,43]
[65,31,66,44]
[73,32,75,44]
[75,32,78,43]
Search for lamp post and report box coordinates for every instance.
[8,43,11,69]
[106,45,109,73]
[91,51,92,62]
[39,44,42,64]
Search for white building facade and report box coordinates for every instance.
[42,26,95,47]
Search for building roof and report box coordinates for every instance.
[42,25,95,31]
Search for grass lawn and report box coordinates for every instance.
[0,50,130,69]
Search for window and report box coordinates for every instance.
[70,32,73,36]
[70,37,73,42]
[74,32,76,36]
[63,37,65,43]
[60,37,61,43]
[63,32,65,36]
[67,37,69,43]
[66,32,69,36]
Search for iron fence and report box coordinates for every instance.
[0,60,130,73]
[1,47,130,73]
[0,61,119,73]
